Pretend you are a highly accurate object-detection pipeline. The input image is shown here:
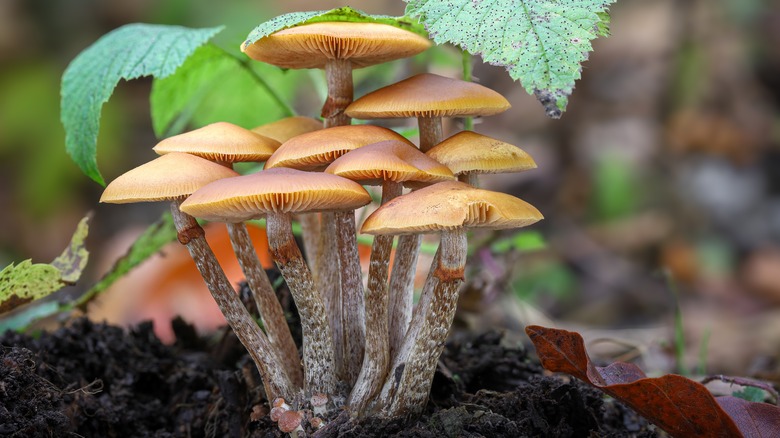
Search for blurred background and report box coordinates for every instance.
[1,0,779,380]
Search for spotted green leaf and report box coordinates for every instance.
[405,0,616,117]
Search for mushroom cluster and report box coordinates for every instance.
[100,17,542,429]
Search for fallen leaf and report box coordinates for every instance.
[526,325,780,437]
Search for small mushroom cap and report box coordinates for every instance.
[325,139,455,185]
[242,22,431,69]
[277,410,303,433]
[180,168,371,222]
[426,131,537,175]
[265,125,414,170]
[346,73,510,119]
[251,116,323,143]
[153,122,281,162]
[310,392,328,407]
[361,181,543,235]
[100,152,239,204]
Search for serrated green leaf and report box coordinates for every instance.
[150,44,298,138]
[0,215,91,314]
[242,6,427,50]
[61,24,224,185]
[405,0,615,117]
[73,211,178,310]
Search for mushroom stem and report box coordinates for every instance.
[335,210,366,386]
[226,222,303,389]
[387,116,445,359]
[458,173,479,186]
[348,180,402,412]
[382,229,467,417]
[266,211,336,395]
[317,212,345,382]
[298,213,321,271]
[323,58,353,128]
[169,200,294,400]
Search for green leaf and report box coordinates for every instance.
[405,0,616,117]
[73,211,178,310]
[242,6,427,50]
[0,215,91,314]
[61,24,224,185]
[150,44,298,138]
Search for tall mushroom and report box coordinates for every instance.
[345,73,511,358]
[180,167,372,395]
[100,152,295,400]
[242,22,431,127]
[362,181,543,416]
[266,124,415,385]
[324,140,454,411]
[153,122,303,388]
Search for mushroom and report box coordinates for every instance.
[426,130,537,186]
[242,22,431,127]
[100,152,295,400]
[345,73,511,358]
[324,139,454,411]
[266,125,415,385]
[153,122,303,389]
[180,167,372,395]
[361,181,543,416]
[277,409,304,437]
[251,116,323,143]
[310,392,328,417]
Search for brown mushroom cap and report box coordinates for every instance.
[277,410,303,433]
[242,22,431,69]
[153,122,281,163]
[100,152,239,204]
[265,125,414,170]
[361,181,542,235]
[426,131,537,175]
[325,139,455,185]
[251,116,323,143]
[180,167,371,222]
[345,73,510,119]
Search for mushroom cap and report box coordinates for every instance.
[277,410,304,433]
[265,125,414,170]
[251,116,323,143]
[345,73,510,119]
[361,181,542,235]
[100,152,239,204]
[153,122,281,163]
[242,22,431,69]
[325,139,455,185]
[180,168,371,222]
[426,131,537,175]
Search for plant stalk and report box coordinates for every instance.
[226,222,303,389]
[170,200,294,400]
[335,209,366,386]
[267,211,336,395]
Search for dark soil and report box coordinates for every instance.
[0,279,657,437]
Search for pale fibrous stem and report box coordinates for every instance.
[348,180,403,413]
[381,229,467,417]
[266,211,336,395]
[226,221,303,389]
[335,210,366,387]
[169,199,294,401]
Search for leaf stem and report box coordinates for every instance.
[222,47,297,117]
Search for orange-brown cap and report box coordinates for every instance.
[361,181,542,235]
[325,140,454,185]
[251,116,323,143]
[426,131,536,175]
[180,168,371,222]
[277,410,303,433]
[100,152,239,204]
[153,122,281,163]
[242,22,431,69]
[346,73,510,119]
[265,125,414,170]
